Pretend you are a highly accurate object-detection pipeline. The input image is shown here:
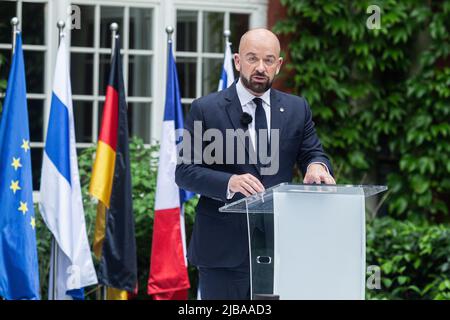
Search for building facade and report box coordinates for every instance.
[0,0,270,191]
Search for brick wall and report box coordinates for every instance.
[267,0,294,93]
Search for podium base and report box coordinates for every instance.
[253,294,279,300]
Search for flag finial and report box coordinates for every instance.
[110,22,119,32]
[57,20,65,29]
[57,20,65,46]
[166,26,174,43]
[166,25,174,35]
[223,30,231,47]
[10,17,19,28]
[10,17,19,56]
[110,23,119,57]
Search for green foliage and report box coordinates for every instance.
[36,137,199,299]
[34,203,52,298]
[366,217,450,300]
[35,137,449,301]
[274,0,450,221]
[79,137,198,299]
[275,1,449,300]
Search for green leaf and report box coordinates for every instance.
[413,259,421,269]
[398,276,409,285]
[408,285,422,295]
[382,278,393,288]
[438,280,450,291]
[410,175,430,194]
[382,261,393,275]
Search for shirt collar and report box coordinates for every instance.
[236,78,271,107]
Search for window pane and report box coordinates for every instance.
[128,103,151,144]
[24,51,44,93]
[28,99,43,142]
[0,49,8,107]
[176,11,197,52]
[182,103,191,120]
[99,54,111,96]
[99,102,151,143]
[203,12,224,53]
[176,57,196,99]
[97,103,104,138]
[202,58,222,95]
[71,53,94,95]
[129,8,152,50]
[100,6,124,49]
[0,49,11,89]
[71,5,95,47]
[128,55,151,97]
[73,101,92,143]
[31,147,43,190]
[229,13,250,51]
[0,1,16,43]
[22,2,45,45]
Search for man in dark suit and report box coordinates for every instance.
[175,28,335,300]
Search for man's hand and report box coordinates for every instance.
[303,163,336,185]
[229,174,265,197]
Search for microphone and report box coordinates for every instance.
[240,112,253,127]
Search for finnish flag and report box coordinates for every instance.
[39,36,98,299]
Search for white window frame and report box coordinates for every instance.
[1,0,268,146]
[172,0,268,107]
[174,9,245,106]
[0,0,268,195]
[70,0,157,148]
[0,0,51,150]
[149,0,267,140]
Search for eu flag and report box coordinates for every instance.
[0,33,40,300]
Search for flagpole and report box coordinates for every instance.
[57,20,65,46]
[166,25,174,44]
[51,238,58,299]
[224,29,231,46]
[96,22,119,302]
[49,20,66,301]
[11,17,19,57]
[166,25,174,77]
[110,22,119,60]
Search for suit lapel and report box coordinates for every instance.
[270,89,283,137]
[268,89,284,173]
[223,84,244,131]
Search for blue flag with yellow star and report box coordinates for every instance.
[0,33,40,300]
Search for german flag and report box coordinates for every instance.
[89,35,137,300]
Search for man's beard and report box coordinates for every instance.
[240,72,273,94]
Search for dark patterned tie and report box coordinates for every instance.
[252,99,272,259]
[253,97,269,168]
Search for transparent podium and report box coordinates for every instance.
[219,183,387,300]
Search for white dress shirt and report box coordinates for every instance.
[235,79,272,150]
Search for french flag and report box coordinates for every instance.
[39,36,98,299]
[147,40,194,300]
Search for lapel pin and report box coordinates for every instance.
[280,107,285,112]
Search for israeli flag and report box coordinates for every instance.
[218,40,235,91]
[39,36,98,300]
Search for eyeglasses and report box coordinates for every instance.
[245,55,277,67]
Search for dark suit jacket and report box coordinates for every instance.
[175,83,332,268]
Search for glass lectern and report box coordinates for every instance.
[219,183,388,300]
